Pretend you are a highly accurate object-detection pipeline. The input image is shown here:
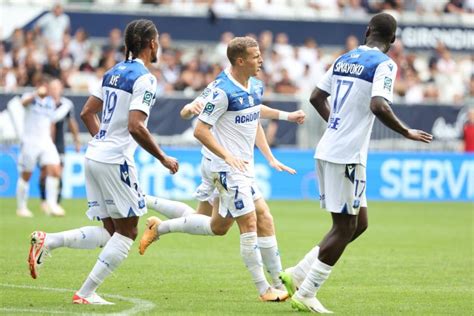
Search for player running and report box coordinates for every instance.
[144,100,305,291]
[16,80,73,218]
[27,19,178,305]
[140,36,291,302]
[279,13,433,313]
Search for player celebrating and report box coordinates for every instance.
[38,79,81,215]
[16,80,72,217]
[279,13,433,313]
[27,19,178,305]
[145,100,305,291]
[140,37,289,301]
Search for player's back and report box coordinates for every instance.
[315,45,397,166]
[85,59,156,165]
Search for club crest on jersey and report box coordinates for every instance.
[383,77,393,91]
[203,102,215,115]
[143,91,153,106]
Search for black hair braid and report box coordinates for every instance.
[123,19,158,61]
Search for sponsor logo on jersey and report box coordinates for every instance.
[383,77,393,91]
[212,90,219,100]
[334,62,365,75]
[143,91,153,106]
[203,102,215,114]
[201,88,211,98]
[235,111,260,124]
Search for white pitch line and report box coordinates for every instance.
[0,283,156,315]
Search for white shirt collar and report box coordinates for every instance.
[129,58,145,65]
[358,45,381,51]
[225,68,250,93]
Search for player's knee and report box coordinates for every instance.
[211,225,229,236]
[116,227,138,240]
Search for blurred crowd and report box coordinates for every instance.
[0,3,472,105]
[7,0,474,17]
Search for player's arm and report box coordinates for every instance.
[255,122,296,174]
[129,74,178,174]
[371,60,432,143]
[309,63,333,122]
[21,86,48,107]
[260,104,306,124]
[194,120,247,172]
[80,96,102,137]
[309,88,331,122]
[68,114,81,152]
[180,100,204,120]
[370,97,432,143]
[128,110,178,174]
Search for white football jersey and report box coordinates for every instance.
[315,45,397,166]
[85,58,157,165]
[196,69,264,177]
[21,94,72,145]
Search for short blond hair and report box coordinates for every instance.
[227,36,258,66]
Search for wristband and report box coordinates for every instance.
[278,111,289,121]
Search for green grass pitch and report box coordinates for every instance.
[0,198,472,315]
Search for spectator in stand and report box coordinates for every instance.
[69,28,91,67]
[103,28,125,62]
[342,0,368,19]
[215,31,234,68]
[444,0,465,13]
[35,4,70,52]
[463,108,474,152]
[258,30,274,62]
[275,69,298,94]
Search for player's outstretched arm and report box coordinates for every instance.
[260,105,306,124]
[180,101,205,120]
[309,87,331,122]
[194,120,247,172]
[80,96,102,136]
[21,86,48,107]
[129,110,179,174]
[370,96,433,143]
[255,122,296,174]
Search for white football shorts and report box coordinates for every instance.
[85,158,147,220]
[194,156,262,205]
[316,159,367,215]
[18,140,60,172]
[213,170,255,218]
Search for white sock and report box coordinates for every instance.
[158,214,214,236]
[240,232,270,295]
[77,233,133,297]
[45,176,60,209]
[297,259,332,298]
[293,245,320,282]
[46,226,111,251]
[146,195,195,219]
[258,236,283,288]
[16,178,29,210]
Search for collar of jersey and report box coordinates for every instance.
[127,58,145,65]
[224,68,250,93]
[358,45,381,51]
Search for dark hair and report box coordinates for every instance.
[124,19,158,60]
[226,36,258,66]
[367,13,397,43]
